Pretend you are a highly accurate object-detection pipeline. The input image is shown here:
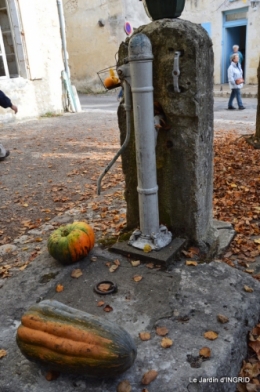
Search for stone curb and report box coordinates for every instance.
[214,91,258,98]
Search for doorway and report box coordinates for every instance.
[222,8,248,83]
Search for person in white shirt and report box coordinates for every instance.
[227,54,245,110]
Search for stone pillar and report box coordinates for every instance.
[118,19,214,247]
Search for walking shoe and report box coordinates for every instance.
[0,150,10,161]
[239,106,246,110]
[228,106,236,110]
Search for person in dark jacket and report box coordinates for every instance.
[0,90,18,161]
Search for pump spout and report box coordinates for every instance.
[97,81,131,195]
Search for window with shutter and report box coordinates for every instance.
[0,26,9,78]
[0,0,18,77]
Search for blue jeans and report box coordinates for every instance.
[117,88,123,99]
[228,88,243,108]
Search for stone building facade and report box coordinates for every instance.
[180,0,260,84]
[63,0,149,92]
[0,0,64,123]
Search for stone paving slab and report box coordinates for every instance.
[110,237,186,266]
[1,243,260,392]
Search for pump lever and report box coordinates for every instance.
[97,81,131,195]
[172,51,181,93]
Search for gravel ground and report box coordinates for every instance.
[0,96,258,391]
[0,109,127,275]
[0,95,256,276]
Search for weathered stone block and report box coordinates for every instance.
[118,19,214,245]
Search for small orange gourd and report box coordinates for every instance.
[104,68,119,89]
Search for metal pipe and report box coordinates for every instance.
[57,0,78,113]
[56,0,70,77]
[97,81,131,195]
[128,33,159,236]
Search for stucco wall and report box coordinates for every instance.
[0,0,64,123]
[123,0,150,31]
[181,0,259,84]
[64,0,150,92]
[246,8,260,84]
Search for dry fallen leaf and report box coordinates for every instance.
[143,244,152,253]
[0,349,7,359]
[182,247,200,258]
[91,256,97,262]
[161,337,173,348]
[70,269,83,278]
[103,305,113,312]
[114,259,121,266]
[204,331,218,340]
[141,370,158,385]
[139,332,151,341]
[98,283,111,292]
[245,269,255,274]
[97,300,105,307]
[239,360,260,378]
[250,324,260,337]
[156,326,169,336]
[109,264,119,273]
[117,380,132,392]
[249,341,260,361]
[245,384,259,392]
[244,285,254,293]
[133,275,143,282]
[217,314,229,324]
[45,370,60,381]
[199,347,211,358]
[236,383,248,392]
[19,263,29,271]
[55,284,64,293]
[146,263,154,269]
[0,265,12,278]
[186,261,198,266]
[131,260,140,267]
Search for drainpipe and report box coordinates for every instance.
[57,0,78,112]
[57,0,70,77]
[127,33,172,250]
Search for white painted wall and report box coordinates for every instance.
[123,0,150,31]
[0,0,64,123]
[64,0,150,92]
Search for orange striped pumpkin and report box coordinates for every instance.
[16,300,137,377]
[47,222,95,265]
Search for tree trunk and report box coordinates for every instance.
[255,60,260,139]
